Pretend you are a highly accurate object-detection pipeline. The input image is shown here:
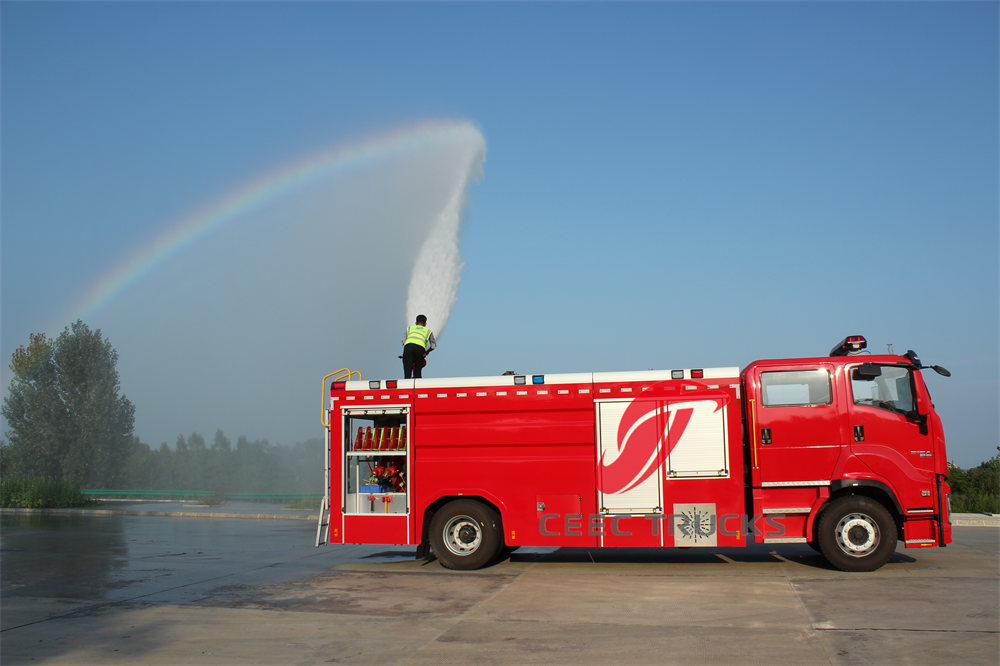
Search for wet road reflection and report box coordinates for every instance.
[1,511,412,631]
[3,514,129,600]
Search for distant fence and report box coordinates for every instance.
[82,489,322,502]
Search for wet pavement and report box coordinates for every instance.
[2,510,407,630]
[1,508,997,664]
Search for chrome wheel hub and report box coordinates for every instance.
[836,512,879,556]
[442,515,481,556]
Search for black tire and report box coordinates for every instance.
[817,496,897,572]
[429,500,502,570]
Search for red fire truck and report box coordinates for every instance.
[316,335,952,572]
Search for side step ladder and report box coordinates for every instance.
[316,367,360,548]
[314,495,329,547]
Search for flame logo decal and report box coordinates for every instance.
[598,381,728,494]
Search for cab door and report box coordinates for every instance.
[749,363,845,485]
[847,363,936,509]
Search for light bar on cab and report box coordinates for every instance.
[830,335,868,357]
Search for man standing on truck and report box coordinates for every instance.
[402,314,436,379]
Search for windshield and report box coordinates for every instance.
[851,365,916,416]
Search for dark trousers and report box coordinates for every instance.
[402,343,426,379]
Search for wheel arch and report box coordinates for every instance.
[420,494,506,552]
[812,479,904,541]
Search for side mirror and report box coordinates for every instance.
[853,363,882,380]
[905,349,951,378]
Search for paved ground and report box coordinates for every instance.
[1,506,997,664]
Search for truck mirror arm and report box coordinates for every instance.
[904,350,951,378]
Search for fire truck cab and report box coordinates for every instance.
[742,337,952,570]
[318,335,951,572]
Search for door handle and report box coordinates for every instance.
[761,427,772,445]
[854,425,865,442]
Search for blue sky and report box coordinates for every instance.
[2,2,997,467]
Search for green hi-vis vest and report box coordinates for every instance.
[405,325,432,348]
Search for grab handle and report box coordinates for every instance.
[321,368,362,427]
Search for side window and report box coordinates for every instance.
[851,365,915,415]
[761,369,832,407]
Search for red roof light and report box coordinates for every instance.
[830,335,868,357]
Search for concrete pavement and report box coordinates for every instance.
[1,510,996,665]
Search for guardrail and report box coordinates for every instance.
[82,489,322,502]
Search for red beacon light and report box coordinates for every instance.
[830,335,868,357]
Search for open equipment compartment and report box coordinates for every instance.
[342,406,409,515]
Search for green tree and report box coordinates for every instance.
[212,429,232,453]
[2,333,61,477]
[209,430,232,492]
[948,448,1000,513]
[2,321,136,487]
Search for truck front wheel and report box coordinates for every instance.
[817,496,897,572]
[429,500,501,570]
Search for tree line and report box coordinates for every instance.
[947,448,999,513]
[124,431,321,494]
[1,321,320,494]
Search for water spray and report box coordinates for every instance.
[405,126,486,340]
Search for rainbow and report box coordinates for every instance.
[68,119,482,323]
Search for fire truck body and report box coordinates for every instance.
[320,336,951,572]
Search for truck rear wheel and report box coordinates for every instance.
[429,500,501,570]
[817,496,897,572]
